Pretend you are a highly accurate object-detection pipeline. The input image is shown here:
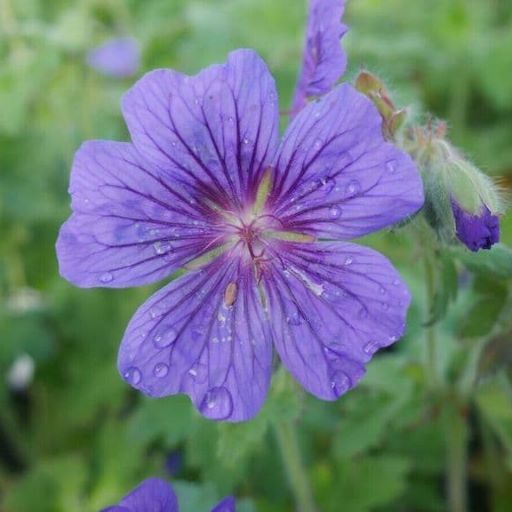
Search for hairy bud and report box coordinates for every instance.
[411,124,503,251]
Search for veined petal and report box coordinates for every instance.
[122,49,279,210]
[106,478,179,512]
[263,242,410,400]
[117,256,272,422]
[57,141,222,288]
[272,84,424,239]
[292,0,348,113]
[211,496,236,512]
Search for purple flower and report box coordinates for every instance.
[87,37,140,78]
[57,49,423,421]
[101,477,235,512]
[292,0,348,113]
[451,200,500,251]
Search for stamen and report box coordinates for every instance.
[253,167,272,214]
[224,282,237,306]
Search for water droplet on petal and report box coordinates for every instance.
[344,256,353,266]
[345,179,361,197]
[386,160,397,173]
[200,386,233,420]
[313,138,322,150]
[153,362,169,378]
[363,340,380,356]
[285,301,301,326]
[243,137,250,145]
[153,328,178,349]
[153,241,173,255]
[123,367,142,385]
[330,370,350,396]
[392,279,401,286]
[99,272,113,283]
[379,286,386,295]
[320,177,336,195]
[328,205,342,219]
[382,302,390,310]
[188,363,208,383]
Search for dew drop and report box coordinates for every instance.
[123,366,142,385]
[392,279,400,286]
[386,160,397,173]
[344,256,353,266]
[363,340,380,355]
[243,137,250,145]
[381,302,390,311]
[200,386,233,420]
[328,205,342,219]
[153,362,169,378]
[330,370,350,396]
[379,286,386,295]
[285,301,301,326]
[345,179,361,197]
[153,241,173,255]
[99,272,113,284]
[313,138,322,150]
[188,363,207,383]
[320,177,336,195]
[153,328,178,349]
[358,307,368,319]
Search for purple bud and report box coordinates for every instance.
[451,200,500,252]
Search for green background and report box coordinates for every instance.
[1,1,512,511]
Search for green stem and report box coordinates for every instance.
[445,405,469,512]
[424,252,439,389]
[274,419,317,512]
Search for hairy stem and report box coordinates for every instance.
[274,419,317,512]
[424,251,439,389]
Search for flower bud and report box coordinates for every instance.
[355,70,407,140]
[412,125,503,251]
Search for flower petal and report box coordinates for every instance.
[263,242,410,400]
[117,256,272,422]
[122,49,279,210]
[57,141,222,288]
[211,496,236,512]
[271,84,424,239]
[292,0,348,113]
[116,478,178,512]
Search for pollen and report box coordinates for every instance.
[224,282,238,306]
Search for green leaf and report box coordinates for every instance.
[317,455,411,512]
[458,276,507,338]
[454,244,512,278]
[2,456,87,512]
[476,377,512,461]
[126,395,196,447]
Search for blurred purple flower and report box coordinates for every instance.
[292,0,348,114]
[101,477,235,512]
[57,49,423,421]
[451,200,500,251]
[87,37,140,78]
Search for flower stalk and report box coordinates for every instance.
[445,404,469,512]
[274,419,317,512]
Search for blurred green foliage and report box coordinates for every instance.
[1,0,512,511]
